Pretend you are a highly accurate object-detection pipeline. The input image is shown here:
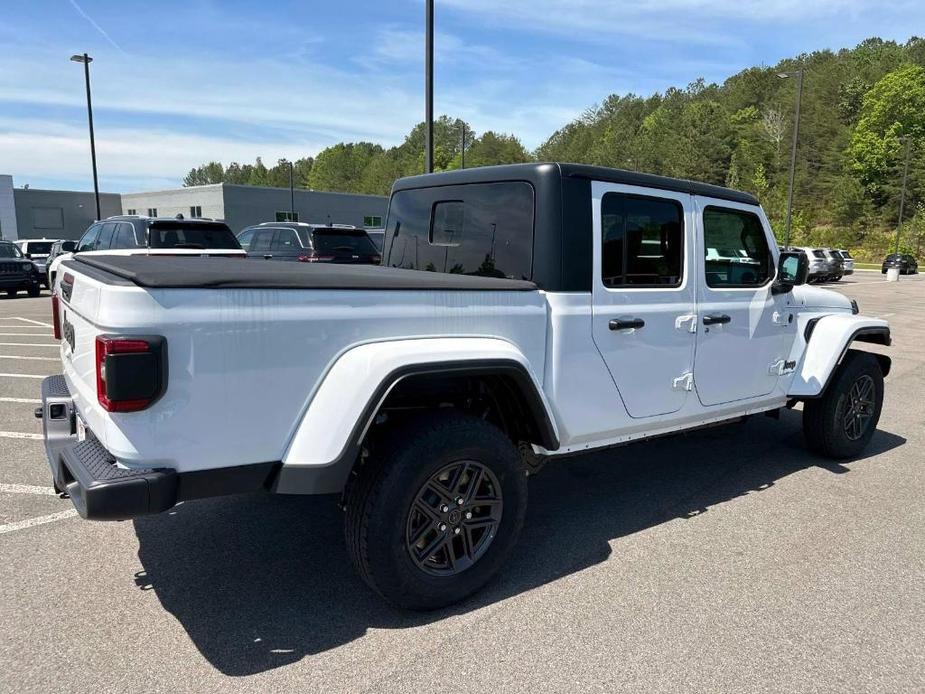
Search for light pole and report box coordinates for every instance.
[424,0,434,173]
[778,68,803,248]
[461,124,467,169]
[894,135,913,254]
[288,160,295,221]
[70,53,100,220]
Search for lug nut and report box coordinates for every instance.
[439,523,447,531]
[456,498,464,506]
[441,505,449,513]
[454,527,461,535]
[465,511,472,520]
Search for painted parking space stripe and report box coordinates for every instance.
[0,343,58,348]
[0,510,79,535]
[0,397,41,404]
[0,333,58,337]
[0,373,46,379]
[0,483,57,496]
[11,317,52,327]
[0,431,43,440]
[0,355,59,361]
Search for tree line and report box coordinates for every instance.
[185,37,925,261]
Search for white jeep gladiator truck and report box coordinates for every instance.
[39,163,891,610]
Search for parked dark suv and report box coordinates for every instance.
[881,253,918,275]
[237,222,381,264]
[0,240,42,297]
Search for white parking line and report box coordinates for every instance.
[0,373,46,379]
[0,343,58,348]
[0,431,43,440]
[0,333,56,336]
[0,355,58,361]
[0,397,41,404]
[0,510,79,535]
[11,317,52,328]
[0,483,57,496]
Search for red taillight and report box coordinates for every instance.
[51,293,61,340]
[95,335,166,412]
[298,252,335,263]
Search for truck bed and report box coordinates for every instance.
[66,255,537,291]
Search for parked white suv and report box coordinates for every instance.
[14,238,58,288]
[39,163,890,610]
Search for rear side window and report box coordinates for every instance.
[385,182,534,279]
[148,222,240,249]
[77,224,101,253]
[251,229,274,252]
[601,193,684,287]
[702,206,773,288]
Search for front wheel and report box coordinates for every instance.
[5,289,16,298]
[27,286,40,297]
[344,411,527,610]
[803,351,884,459]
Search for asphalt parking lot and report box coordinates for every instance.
[1,272,923,693]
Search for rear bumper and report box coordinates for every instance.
[39,375,277,520]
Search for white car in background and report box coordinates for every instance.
[14,238,59,288]
[47,215,245,290]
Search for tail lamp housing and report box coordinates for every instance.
[95,335,168,412]
[51,293,61,339]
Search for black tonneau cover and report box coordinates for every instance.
[69,255,537,291]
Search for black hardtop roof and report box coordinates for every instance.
[392,162,759,205]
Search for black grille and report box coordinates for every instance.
[0,262,25,274]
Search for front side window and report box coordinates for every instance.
[702,206,773,288]
[111,223,139,249]
[251,229,275,252]
[76,224,101,253]
[385,182,534,280]
[601,193,684,288]
[96,222,117,250]
[237,228,256,250]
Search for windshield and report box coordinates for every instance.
[25,242,53,255]
[311,229,378,256]
[0,243,23,259]
[886,253,901,260]
[147,222,241,249]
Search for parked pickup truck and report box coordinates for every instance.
[38,163,891,610]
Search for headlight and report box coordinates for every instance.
[26,262,35,272]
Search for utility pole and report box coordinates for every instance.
[424,0,434,173]
[778,68,803,248]
[894,136,912,254]
[71,53,100,220]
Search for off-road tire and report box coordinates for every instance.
[803,350,883,459]
[27,286,40,297]
[344,411,527,611]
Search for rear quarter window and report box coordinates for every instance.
[384,181,534,280]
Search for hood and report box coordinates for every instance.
[791,284,853,311]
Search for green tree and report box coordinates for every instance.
[183,161,224,186]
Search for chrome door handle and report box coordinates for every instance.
[609,318,645,331]
[703,314,731,325]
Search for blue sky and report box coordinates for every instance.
[1,0,923,192]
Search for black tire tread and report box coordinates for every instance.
[803,350,883,459]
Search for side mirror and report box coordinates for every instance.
[772,251,808,294]
[62,241,77,253]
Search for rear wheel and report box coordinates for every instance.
[5,289,16,298]
[344,411,527,610]
[803,351,883,459]
[27,286,40,297]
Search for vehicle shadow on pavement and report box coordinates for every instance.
[132,411,905,677]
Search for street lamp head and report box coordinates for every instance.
[777,72,790,79]
[70,54,93,64]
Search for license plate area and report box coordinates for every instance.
[62,310,76,354]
